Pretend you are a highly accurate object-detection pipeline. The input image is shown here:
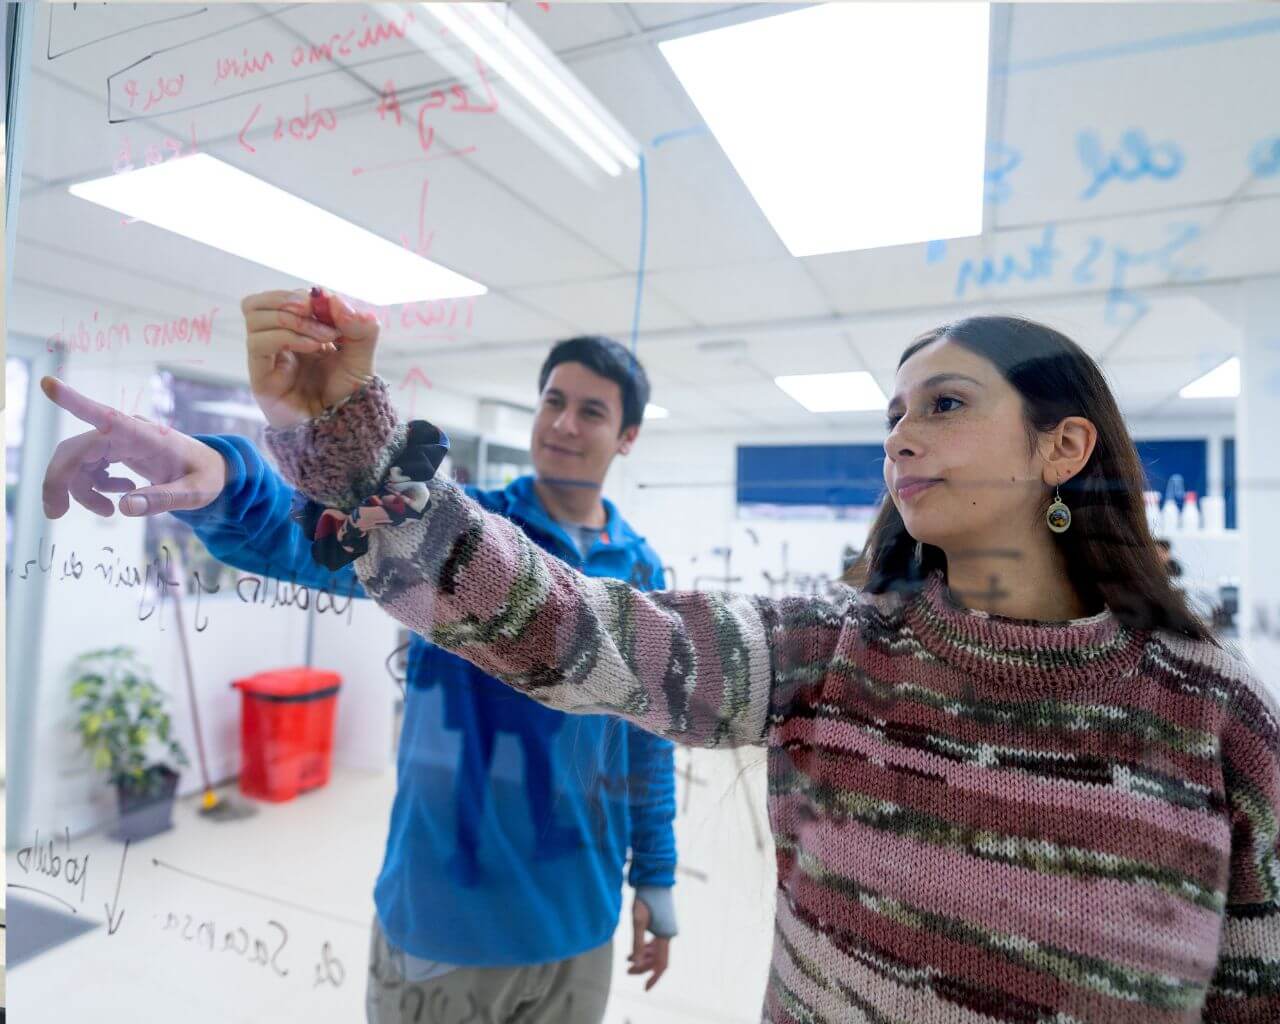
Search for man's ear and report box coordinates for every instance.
[1039,416,1097,485]
[618,424,640,456]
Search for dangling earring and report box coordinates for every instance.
[1046,481,1071,533]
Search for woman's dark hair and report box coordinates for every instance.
[844,315,1216,643]
[538,335,651,433]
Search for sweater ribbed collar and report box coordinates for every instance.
[904,570,1145,691]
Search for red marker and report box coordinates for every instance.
[310,286,336,327]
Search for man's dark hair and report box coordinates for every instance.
[537,335,651,432]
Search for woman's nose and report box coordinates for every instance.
[884,418,918,460]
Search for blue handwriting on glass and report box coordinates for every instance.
[1076,129,1184,200]
[954,222,1204,328]
[985,142,1022,205]
[1249,136,1280,178]
[954,225,1062,298]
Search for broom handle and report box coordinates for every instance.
[167,548,214,793]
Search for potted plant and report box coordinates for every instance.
[70,646,189,841]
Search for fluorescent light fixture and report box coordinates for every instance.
[775,371,887,413]
[68,153,487,306]
[659,3,990,256]
[391,2,639,181]
[645,403,670,420]
[1179,357,1240,399]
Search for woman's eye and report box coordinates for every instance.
[886,396,960,430]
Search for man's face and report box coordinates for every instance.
[530,362,639,490]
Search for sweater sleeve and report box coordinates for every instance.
[171,434,365,597]
[1203,673,1280,1022]
[264,377,854,749]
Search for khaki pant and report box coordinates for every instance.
[365,916,613,1024]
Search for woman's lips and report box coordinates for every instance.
[897,478,941,501]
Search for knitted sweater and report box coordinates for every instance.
[268,378,1280,1023]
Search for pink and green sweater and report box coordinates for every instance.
[269,378,1280,1023]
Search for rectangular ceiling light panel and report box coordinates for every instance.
[70,154,487,306]
[775,370,887,412]
[660,3,990,257]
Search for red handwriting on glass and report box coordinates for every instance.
[398,297,476,332]
[272,95,337,144]
[214,48,276,84]
[290,9,416,68]
[399,366,432,418]
[46,312,132,355]
[399,178,434,257]
[142,308,219,349]
[124,74,185,113]
[97,387,173,439]
[378,80,404,126]
[379,58,498,155]
[113,123,199,175]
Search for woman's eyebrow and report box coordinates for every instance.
[921,372,985,390]
[888,372,985,409]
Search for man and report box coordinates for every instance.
[41,313,677,1024]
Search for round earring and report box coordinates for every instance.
[1046,483,1071,533]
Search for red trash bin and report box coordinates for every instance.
[232,668,342,802]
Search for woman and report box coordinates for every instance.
[248,290,1279,1023]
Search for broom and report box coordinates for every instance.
[168,547,257,821]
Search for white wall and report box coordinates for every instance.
[608,412,1239,600]
[18,358,406,842]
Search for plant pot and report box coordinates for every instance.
[112,765,179,842]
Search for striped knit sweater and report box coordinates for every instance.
[269,378,1280,1023]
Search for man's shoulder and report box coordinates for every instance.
[608,518,663,589]
[463,484,514,514]
[620,524,662,566]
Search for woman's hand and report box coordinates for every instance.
[243,288,380,428]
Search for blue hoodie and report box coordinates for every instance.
[175,435,676,965]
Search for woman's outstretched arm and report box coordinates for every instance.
[267,376,853,749]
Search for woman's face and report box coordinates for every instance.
[883,338,1047,552]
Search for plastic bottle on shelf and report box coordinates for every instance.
[1161,495,1181,534]
[1183,490,1201,531]
[1144,491,1162,535]
[1201,494,1226,533]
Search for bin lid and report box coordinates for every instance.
[232,668,342,699]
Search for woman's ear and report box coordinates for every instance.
[1040,416,1097,485]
